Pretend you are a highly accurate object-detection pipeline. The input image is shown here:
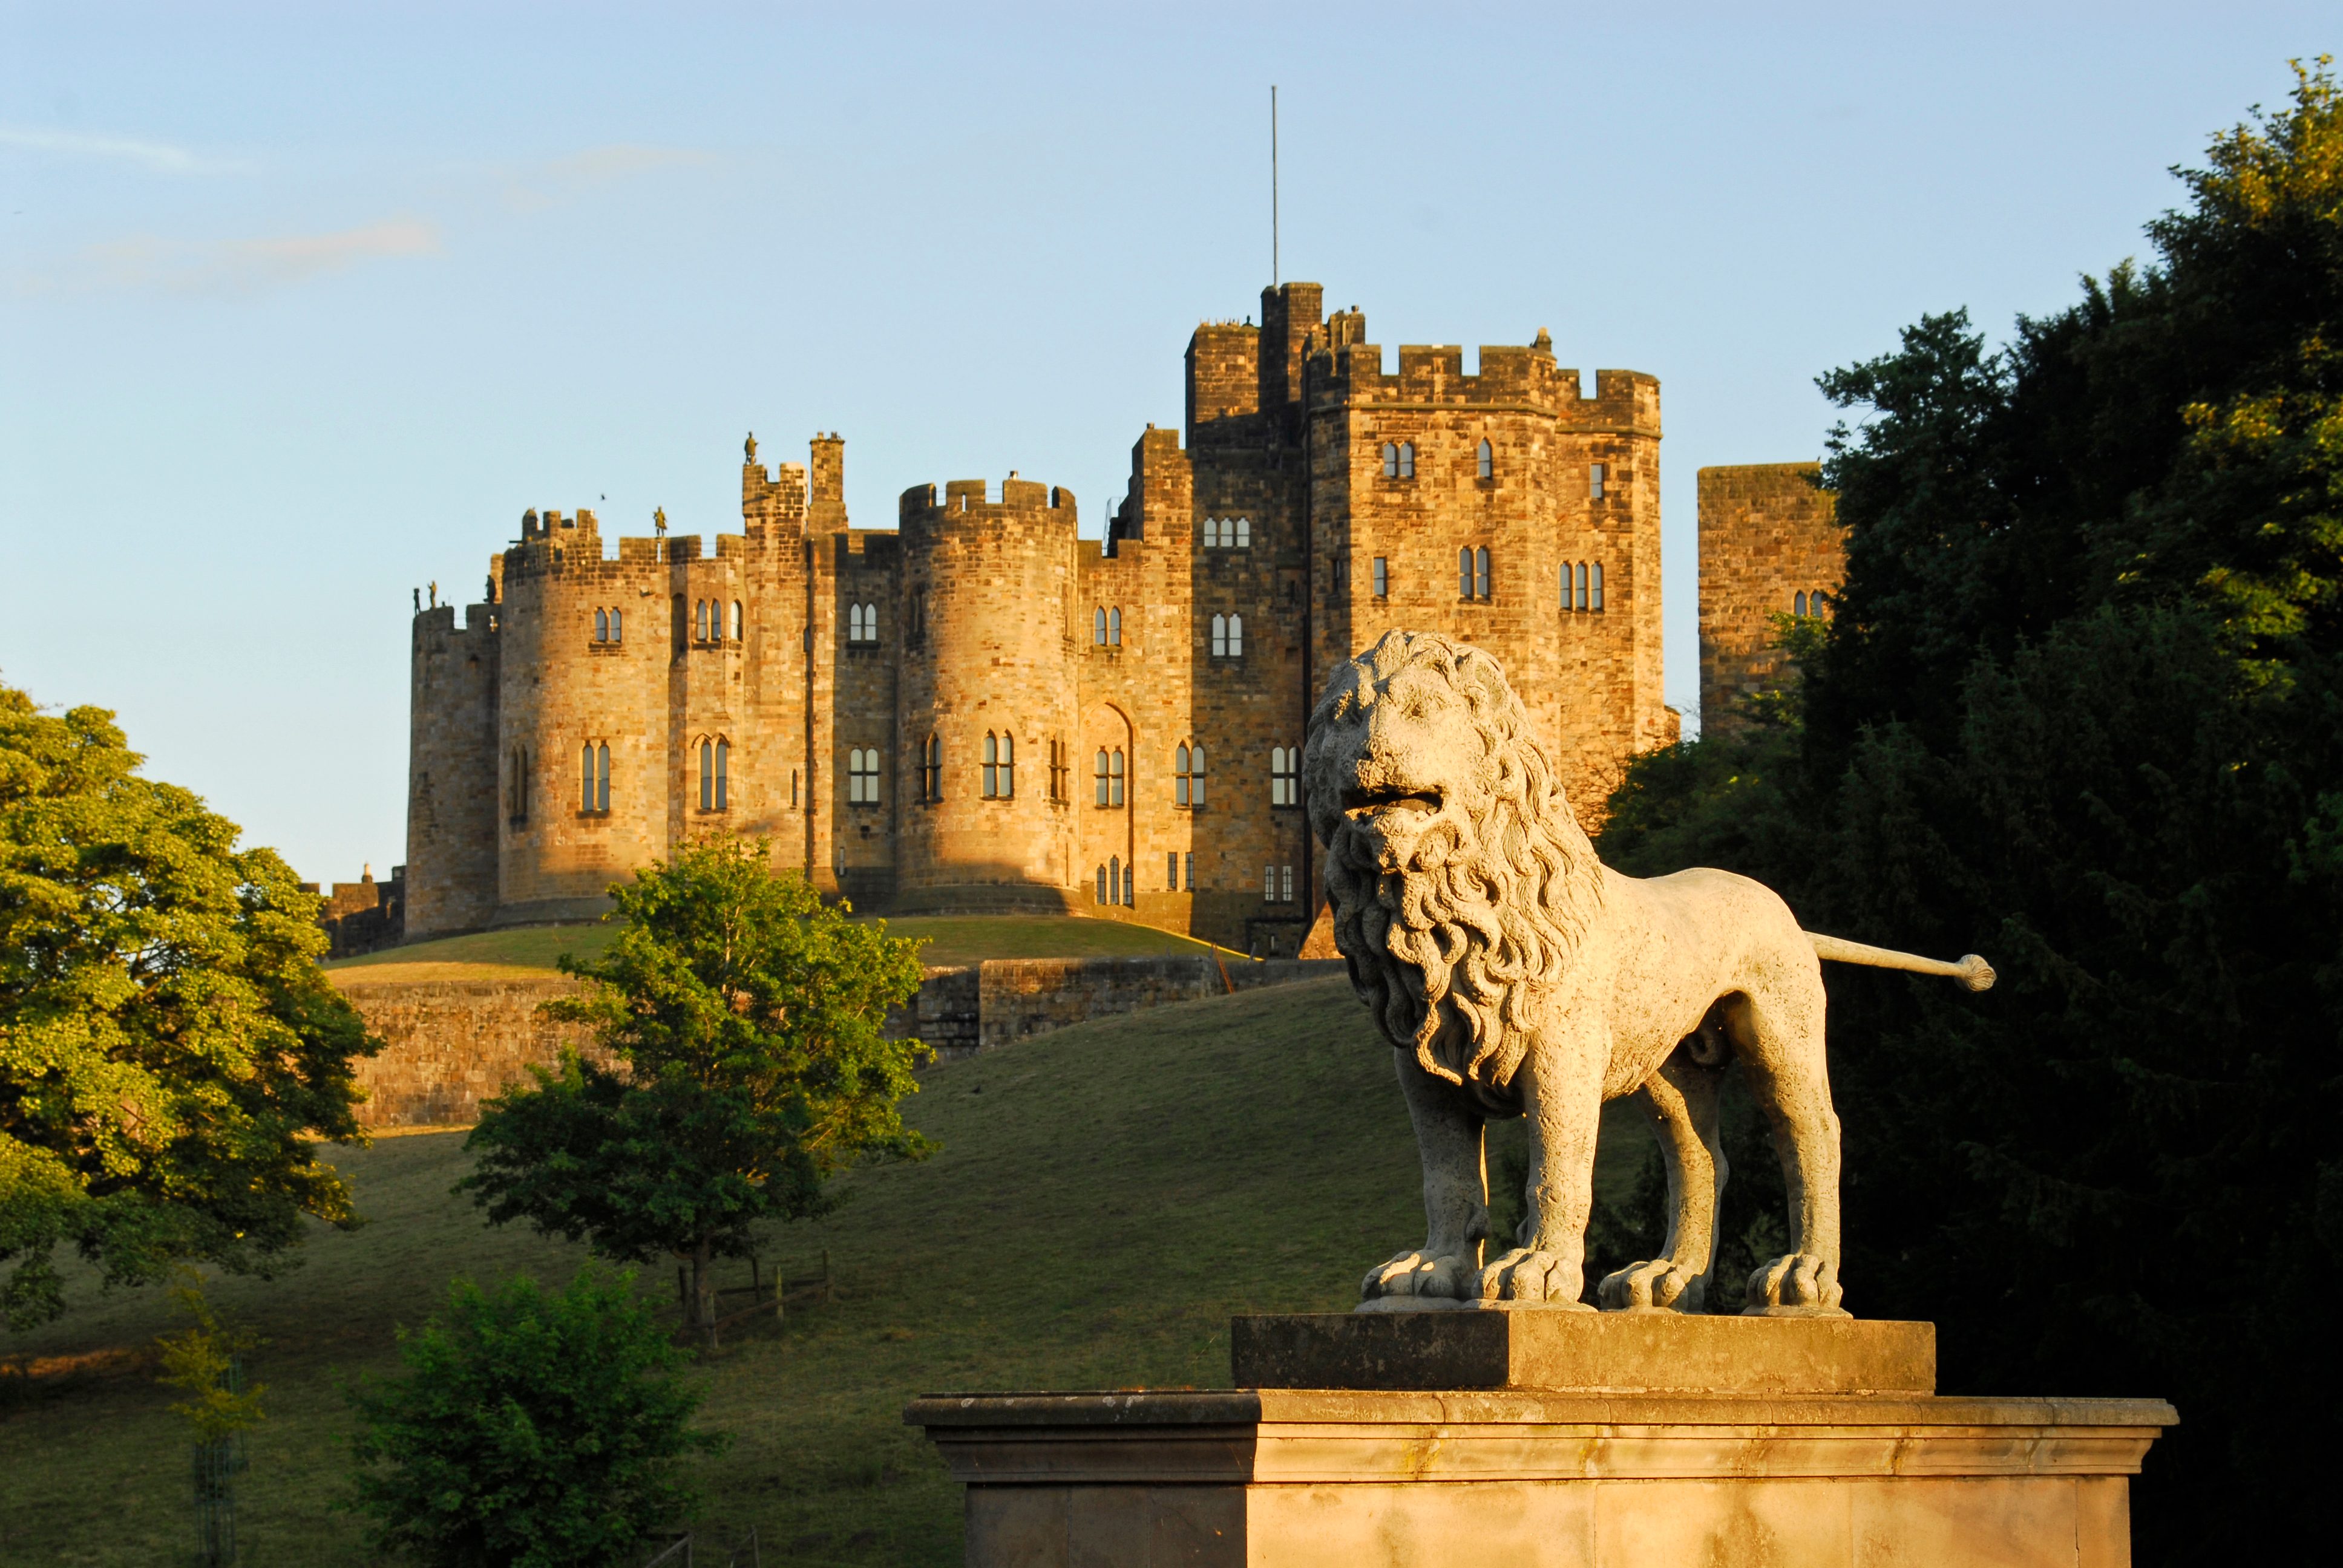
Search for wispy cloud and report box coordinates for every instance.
[0,126,238,175]
[18,217,441,296]
[501,143,716,210]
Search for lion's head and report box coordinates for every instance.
[1303,630,1605,1091]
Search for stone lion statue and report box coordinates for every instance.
[1303,630,1993,1315]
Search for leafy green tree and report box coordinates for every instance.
[0,680,376,1330]
[1598,63,2343,1558]
[460,840,929,1334]
[346,1266,721,1568]
[156,1270,267,1567]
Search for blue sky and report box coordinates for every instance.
[1,2,2328,883]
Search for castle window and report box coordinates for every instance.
[1381,443,1400,479]
[791,768,799,808]
[1191,743,1206,807]
[1108,607,1122,646]
[922,734,942,802]
[716,740,729,809]
[695,599,709,642]
[1176,741,1207,808]
[848,603,865,642]
[1175,743,1190,807]
[1477,439,1493,479]
[1592,562,1604,611]
[731,601,743,640]
[1093,607,1107,645]
[1211,614,1243,658]
[1271,746,1299,806]
[1122,862,1134,906]
[1398,442,1415,479]
[1110,748,1126,808]
[609,607,621,642]
[1234,517,1250,547]
[1475,547,1491,601]
[1282,864,1295,903]
[1794,590,1807,618]
[1095,749,1110,806]
[1110,857,1121,905]
[1459,548,1473,599]
[1590,463,1607,500]
[1183,851,1194,891]
[1372,557,1389,598]
[981,732,1014,799]
[1049,737,1069,802]
[700,740,713,811]
[577,742,609,814]
[1168,852,1179,890]
[1263,864,1276,901]
[850,747,880,805]
[1096,864,1108,904]
[508,746,529,825]
[594,608,609,642]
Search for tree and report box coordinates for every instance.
[1598,62,2343,1559]
[459,840,929,1334]
[156,1270,267,1568]
[346,1266,722,1568]
[0,680,376,1330]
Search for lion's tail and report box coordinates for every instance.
[1806,932,1995,992]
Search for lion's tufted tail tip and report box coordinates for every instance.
[1956,954,1996,992]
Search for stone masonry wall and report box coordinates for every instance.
[337,955,1340,1125]
[1697,463,1843,734]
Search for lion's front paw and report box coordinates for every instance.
[1472,1248,1596,1308]
[1597,1259,1705,1313]
[1743,1253,1847,1316]
[1362,1249,1473,1302]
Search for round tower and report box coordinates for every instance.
[894,477,1080,910]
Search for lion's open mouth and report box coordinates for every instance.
[1342,784,1443,818]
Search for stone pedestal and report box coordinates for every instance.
[905,1313,2173,1567]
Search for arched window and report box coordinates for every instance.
[1227,614,1242,657]
[1123,862,1134,906]
[1096,864,1108,903]
[1398,442,1415,479]
[1590,562,1604,612]
[1590,462,1607,500]
[1561,563,1575,609]
[1271,745,1299,806]
[1210,614,1227,657]
[731,601,743,640]
[1093,607,1107,645]
[581,743,595,811]
[699,739,714,811]
[1109,856,1121,904]
[922,734,942,802]
[594,607,609,642]
[595,743,610,812]
[1476,438,1493,479]
[1381,442,1400,479]
[850,747,880,805]
[1234,516,1250,547]
[1094,748,1110,806]
[1202,517,1220,549]
[695,599,709,642]
[1794,590,1807,618]
[609,607,622,642]
[1189,742,1205,808]
[997,732,1012,797]
[1460,547,1474,598]
[983,733,1007,799]
[1109,748,1125,808]
[1475,547,1491,601]
[1108,607,1121,645]
[1175,743,1191,807]
[715,739,729,809]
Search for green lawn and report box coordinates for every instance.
[0,977,1651,1568]
[324,914,1222,977]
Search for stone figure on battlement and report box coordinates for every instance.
[1304,630,1992,1317]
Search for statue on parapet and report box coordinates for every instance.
[744,431,757,463]
[1303,630,1993,1319]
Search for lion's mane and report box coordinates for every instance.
[1305,631,1607,1091]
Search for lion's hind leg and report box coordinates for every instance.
[1598,1035,1728,1313]
[1716,978,1849,1318]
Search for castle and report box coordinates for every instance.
[405,282,1838,954]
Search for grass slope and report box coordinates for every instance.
[0,978,1648,1567]
[324,915,1220,979]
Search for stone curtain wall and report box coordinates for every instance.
[336,956,1342,1126]
[1696,463,1843,734]
[335,973,601,1128]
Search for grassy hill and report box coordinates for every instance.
[324,913,1228,981]
[0,977,1649,1567]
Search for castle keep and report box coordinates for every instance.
[407,282,1838,952]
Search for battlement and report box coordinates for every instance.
[1308,336,1657,433]
[519,506,602,543]
[902,477,1077,524]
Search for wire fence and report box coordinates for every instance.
[641,1525,761,1568]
